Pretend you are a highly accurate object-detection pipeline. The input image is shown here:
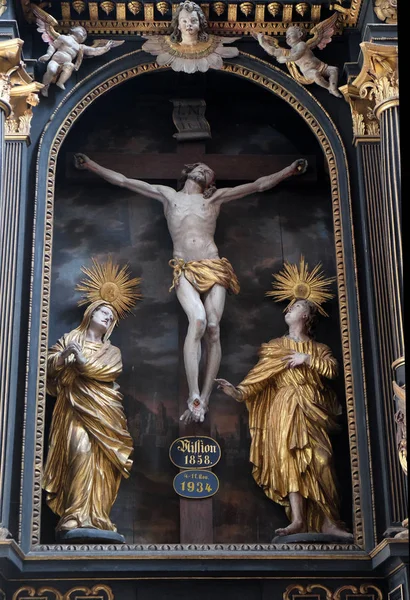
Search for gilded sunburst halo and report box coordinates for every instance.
[266,256,335,317]
[76,256,142,320]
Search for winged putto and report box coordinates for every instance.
[254,13,342,98]
[142,1,239,74]
[31,4,124,96]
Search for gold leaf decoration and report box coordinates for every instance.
[239,1,254,16]
[212,1,226,15]
[72,0,86,14]
[295,2,309,16]
[374,0,397,23]
[267,1,281,16]
[100,1,115,15]
[128,0,142,14]
[266,256,335,317]
[76,257,142,320]
[156,1,170,14]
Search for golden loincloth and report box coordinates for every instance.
[169,257,240,295]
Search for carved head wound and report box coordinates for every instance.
[170,1,209,42]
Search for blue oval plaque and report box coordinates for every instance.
[173,470,219,499]
[169,436,221,469]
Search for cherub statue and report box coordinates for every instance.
[142,1,239,74]
[31,4,124,96]
[254,13,342,98]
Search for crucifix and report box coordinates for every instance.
[69,102,314,543]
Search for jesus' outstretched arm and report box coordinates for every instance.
[211,159,307,205]
[74,153,171,202]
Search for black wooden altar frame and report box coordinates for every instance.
[20,51,373,554]
[0,2,408,597]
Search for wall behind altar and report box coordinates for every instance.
[42,70,352,543]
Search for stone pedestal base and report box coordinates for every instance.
[56,528,125,544]
[271,532,354,544]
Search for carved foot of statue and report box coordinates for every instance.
[0,527,12,540]
[56,82,66,90]
[41,85,49,97]
[275,520,307,537]
[321,522,353,538]
[56,527,125,544]
[330,87,342,98]
[394,529,409,539]
[393,518,409,539]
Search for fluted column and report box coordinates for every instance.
[358,43,401,358]
[340,42,405,536]
[0,38,42,539]
[0,90,10,541]
[378,105,401,352]
[0,66,12,238]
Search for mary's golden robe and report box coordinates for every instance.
[43,330,133,532]
[237,336,341,531]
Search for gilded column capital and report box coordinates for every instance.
[0,39,44,141]
[0,39,25,117]
[5,84,43,142]
[355,42,399,119]
[339,83,380,145]
[374,0,397,24]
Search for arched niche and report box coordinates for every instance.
[20,50,373,554]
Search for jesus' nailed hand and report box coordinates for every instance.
[74,152,308,424]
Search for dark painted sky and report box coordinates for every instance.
[42,70,352,544]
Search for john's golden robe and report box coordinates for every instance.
[43,330,133,532]
[169,257,240,295]
[237,336,342,531]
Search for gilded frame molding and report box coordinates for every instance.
[22,0,365,31]
[21,49,374,556]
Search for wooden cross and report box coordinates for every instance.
[67,144,316,183]
[67,138,315,544]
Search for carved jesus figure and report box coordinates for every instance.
[74,154,307,423]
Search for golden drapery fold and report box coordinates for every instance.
[169,257,240,295]
[43,329,133,532]
[237,336,342,532]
